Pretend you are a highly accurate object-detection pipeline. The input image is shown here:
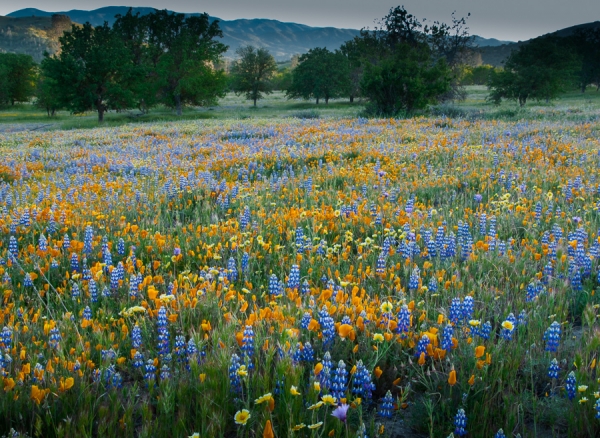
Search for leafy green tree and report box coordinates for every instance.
[40,22,138,122]
[488,36,580,106]
[230,46,277,106]
[145,10,228,115]
[571,28,600,92]
[339,38,365,103]
[357,6,452,115]
[0,53,37,106]
[35,73,62,117]
[286,47,350,104]
[113,8,158,112]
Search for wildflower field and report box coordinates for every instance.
[0,114,600,438]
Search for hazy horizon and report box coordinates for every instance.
[0,0,598,41]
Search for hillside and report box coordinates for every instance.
[6,7,513,62]
[0,14,73,62]
[479,20,600,66]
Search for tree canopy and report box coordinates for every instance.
[356,6,454,115]
[41,22,139,122]
[286,47,350,104]
[230,46,278,106]
[488,36,580,106]
[0,53,37,107]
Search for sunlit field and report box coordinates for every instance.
[1,110,600,437]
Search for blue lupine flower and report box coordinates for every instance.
[83,225,94,254]
[331,360,348,401]
[131,324,143,349]
[268,274,280,296]
[544,321,561,352]
[397,305,411,335]
[319,306,336,350]
[287,264,300,290]
[449,298,462,325]
[378,390,394,418]
[376,252,386,274]
[415,335,430,357]
[160,364,170,380]
[442,324,454,352]
[1,326,12,352]
[548,358,559,379]
[242,325,254,362]
[320,352,332,390]
[227,257,238,282]
[302,342,314,362]
[229,353,242,393]
[295,227,304,253]
[71,283,80,299]
[82,306,92,321]
[144,360,156,382]
[566,371,576,400]
[462,296,474,321]
[408,267,420,290]
[117,238,125,256]
[49,327,62,349]
[23,274,33,288]
[70,253,79,272]
[479,321,492,340]
[38,234,47,252]
[133,351,144,369]
[241,252,249,273]
[494,428,506,438]
[300,312,312,329]
[594,398,600,419]
[89,279,98,303]
[454,408,467,436]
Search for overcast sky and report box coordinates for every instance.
[1,0,599,41]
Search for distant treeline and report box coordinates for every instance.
[1,7,599,120]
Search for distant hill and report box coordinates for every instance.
[479,21,600,67]
[5,6,513,62]
[0,14,74,62]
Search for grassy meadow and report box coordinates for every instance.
[0,88,599,437]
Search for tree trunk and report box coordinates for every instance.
[582,84,587,93]
[51,108,55,117]
[325,96,329,104]
[175,94,182,116]
[98,108,104,123]
[316,97,319,104]
[253,96,257,107]
[350,95,354,103]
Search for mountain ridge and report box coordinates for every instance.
[4,6,513,62]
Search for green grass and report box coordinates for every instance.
[1,86,599,131]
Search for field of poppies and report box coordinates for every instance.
[0,114,599,438]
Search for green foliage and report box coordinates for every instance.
[230,46,278,106]
[488,36,581,106]
[143,10,228,115]
[0,53,37,106]
[460,65,498,86]
[40,22,139,122]
[356,6,453,115]
[571,28,600,92]
[286,47,351,104]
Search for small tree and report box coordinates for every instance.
[488,36,580,106]
[0,53,37,106]
[35,73,62,117]
[230,46,277,106]
[286,47,350,104]
[357,6,453,115]
[41,22,138,122]
[145,10,228,115]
